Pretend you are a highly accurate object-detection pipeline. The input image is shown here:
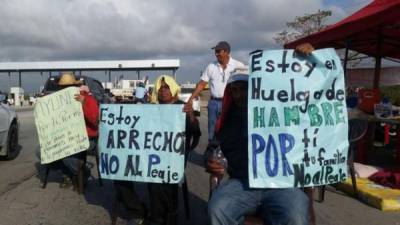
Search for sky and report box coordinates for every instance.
[0,0,372,93]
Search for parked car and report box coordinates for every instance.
[179,87,201,116]
[0,93,19,160]
[41,75,113,103]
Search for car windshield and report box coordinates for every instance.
[44,77,63,93]
[43,76,85,93]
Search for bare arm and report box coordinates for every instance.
[183,80,208,113]
[188,80,208,103]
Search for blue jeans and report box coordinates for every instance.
[208,179,310,225]
[208,99,222,141]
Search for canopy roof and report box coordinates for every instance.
[285,0,400,60]
[0,59,180,73]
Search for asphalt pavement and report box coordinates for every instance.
[0,107,399,225]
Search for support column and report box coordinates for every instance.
[343,40,349,76]
[18,71,22,88]
[373,27,383,89]
[40,72,44,89]
[8,72,11,90]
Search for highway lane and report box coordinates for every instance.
[0,108,399,225]
[0,110,39,195]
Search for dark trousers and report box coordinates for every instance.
[148,183,178,225]
[114,180,147,219]
[48,137,96,178]
[49,159,75,178]
[113,181,178,225]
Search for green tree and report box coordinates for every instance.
[274,10,332,45]
[275,10,363,66]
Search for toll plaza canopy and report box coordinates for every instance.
[284,0,400,60]
[0,59,180,72]
[0,59,180,87]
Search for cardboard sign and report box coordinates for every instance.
[248,48,349,188]
[98,104,186,184]
[35,87,89,164]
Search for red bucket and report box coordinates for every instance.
[358,88,381,114]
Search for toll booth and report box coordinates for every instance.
[10,87,25,106]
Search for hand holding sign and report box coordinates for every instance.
[98,104,186,184]
[248,48,349,188]
[295,43,315,55]
[34,87,89,164]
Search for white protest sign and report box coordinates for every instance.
[35,87,89,164]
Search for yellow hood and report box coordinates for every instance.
[151,75,181,103]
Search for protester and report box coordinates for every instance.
[115,75,201,225]
[74,84,100,189]
[134,82,148,104]
[49,72,99,190]
[206,43,315,225]
[185,41,245,141]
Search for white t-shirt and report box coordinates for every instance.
[200,57,245,98]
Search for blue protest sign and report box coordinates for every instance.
[98,104,186,184]
[248,48,349,188]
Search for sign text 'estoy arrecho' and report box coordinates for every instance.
[98,104,186,184]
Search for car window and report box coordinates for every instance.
[42,75,111,103]
[91,80,105,94]
[87,78,109,103]
[43,77,63,93]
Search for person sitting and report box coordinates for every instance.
[48,73,99,190]
[114,75,201,225]
[206,65,311,225]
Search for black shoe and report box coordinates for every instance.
[72,175,79,192]
[59,175,73,189]
[84,167,91,187]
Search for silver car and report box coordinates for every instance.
[0,93,19,160]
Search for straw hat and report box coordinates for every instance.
[58,72,83,86]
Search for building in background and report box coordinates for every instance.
[347,67,400,87]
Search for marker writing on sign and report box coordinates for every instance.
[250,50,319,77]
[99,153,180,183]
[100,106,141,128]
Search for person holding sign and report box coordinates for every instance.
[184,41,245,141]
[115,75,201,225]
[48,73,99,189]
[207,45,314,225]
[74,84,100,189]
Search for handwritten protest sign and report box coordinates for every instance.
[34,87,89,164]
[248,48,349,188]
[98,104,186,184]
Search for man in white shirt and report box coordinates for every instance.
[185,41,244,141]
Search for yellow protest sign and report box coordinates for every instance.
[34,87,90,164]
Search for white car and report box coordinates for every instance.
[179,87,201,116]
[0,93,19,160]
